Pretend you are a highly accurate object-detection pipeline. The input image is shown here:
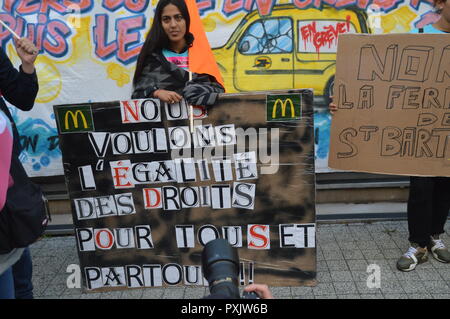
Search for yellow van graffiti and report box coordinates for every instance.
[213,5,370,101]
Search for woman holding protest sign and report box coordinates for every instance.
[330,0,450,273]
[395,0,450,272]
[132,0,224,105]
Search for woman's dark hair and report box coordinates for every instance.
[433,0,446,14]
[133,0,194,86]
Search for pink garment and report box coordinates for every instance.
[0,112,13,210]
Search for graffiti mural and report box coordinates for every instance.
[0,0,439,176]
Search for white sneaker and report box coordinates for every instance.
[429,236,450,263]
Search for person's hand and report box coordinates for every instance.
[14,37,38,74]
[153,89,183,104]
[244,284,274,299]
[329,95,338,115]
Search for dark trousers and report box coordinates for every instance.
[12,247,33,299]
[407,177,450,248]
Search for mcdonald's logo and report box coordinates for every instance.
[65,110,88,129]
[55,105,94,134]
[267,94,301,122]
[272,98,295,119]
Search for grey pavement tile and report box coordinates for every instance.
[395,272,422,284]
[270,287,292,298]
[326,260,349,271]
[380,280,406,294]
[33,287,47,298]
[60,294,82,299]
[100,291,124,299]
[32,274,50,288]
[316,260,328,271]
[38,248,69,258]
[341,249,365,260]
[142,288,165,299]
[316,271,332,283]
[317,228,335,236]
[400,280,428,294]
[184,287,207,299]
[42,283,67,296]
[372,236,394,245]
[330,225,351,232]
[37,295,61,299]
[411,260,435,270]
[346,259,369,271]
[351,271,369,282]
[423,281,450,294]
[122,289,144,299]
[291,286,313,296]
[379,269,398,281]
[351,233,374,241]
[432,294,450,299]
[312,283,335,296]
[362,249,385,260]
[355,241,379,250]
[381,248,403,259]
[389,234,409,242]
[323,250,345,261]
[330,270,353,282]
[355,281,382,295]
[49,274,68,286]
[163,287,186,299]
[316,249,325,262]
[348,224,369,232]
[338,242,358,250]
[416,269,443,281]
[334,236,355,243]
[65,255,81,265]
[366,223,386,231]
[80,292,102,299]
[321,243,340,251]
[359,293,384,299]
[377,240,401,249]
[316,234,335,243]
[364,260,396,272]
[33,265,62,277]
[383,294,408,299]
[338,294,361,299]
[407,293,433,299]
[62,287,83,295]
[293,294,315,299]
[315,294,337,299]
[333,282,359,295]
[393,240,411,250]
[433,260,450,270]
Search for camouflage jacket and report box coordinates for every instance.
[132,50,224,106]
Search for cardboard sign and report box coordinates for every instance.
[55,90,316,291]
[329,34,450,176]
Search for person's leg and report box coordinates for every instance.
[12,247,33,299]
[428,177,450,263]
[430,177,450,237]
[407,176,434,247]
[0,267,15,299]
[398,176,432,271]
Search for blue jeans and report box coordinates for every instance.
[0,267,15,299]
[12,248,34,299]
[0,248,33,299]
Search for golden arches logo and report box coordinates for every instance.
[64,110,88,130]
[272,98,295,119]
